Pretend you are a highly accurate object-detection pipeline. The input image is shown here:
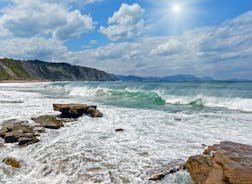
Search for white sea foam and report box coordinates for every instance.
[52,84,252,112]
[0,82,251,183]
[162,94,252,112]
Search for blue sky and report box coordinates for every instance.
[0,0,252,79]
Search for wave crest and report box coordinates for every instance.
[48,83,252,112]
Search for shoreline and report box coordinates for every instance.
[0,79,50,83]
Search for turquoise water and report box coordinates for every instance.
[45,81,252,112]
[0,81,251,184]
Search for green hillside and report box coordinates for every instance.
[0,58,114,81]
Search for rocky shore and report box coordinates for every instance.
[0,105,251,183]
[0,103,103,167]
[148,141,252,183]
[185,141,252,184]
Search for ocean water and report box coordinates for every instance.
[0,81,252,184]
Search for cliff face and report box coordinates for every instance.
[0,58,114,81]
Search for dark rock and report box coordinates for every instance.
[53,104,103,118]
[2,157,21,168]
[115,128,124,132]
[33,126,46,133]
[149,173,166,181]
[18,137,39,146]
[4,132,36,143]
[185,141,252,184]
[174,117,182,121]
[60,118,78,123]
[4,132,22,143]
[89,111,103,118]
[1,119,28,127]
[148,161,185,181]
[0,127,11,138]
[0,120,40,146]
[0,120,30,138]
[32,115,64,129]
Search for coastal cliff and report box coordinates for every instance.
[0,58,114,81]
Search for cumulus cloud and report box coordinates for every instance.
[0,0,93,40]
[0,0,251,80]
[66,11,252,79]
[0,38,67,61]
[100,3,145,41]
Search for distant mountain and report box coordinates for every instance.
[116,74,214,82]
[0,58,114,81]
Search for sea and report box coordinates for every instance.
[0,81,252,184]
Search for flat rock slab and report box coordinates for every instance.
[32,115,64,129]
[53,104,103,118]
[185,141,252,184]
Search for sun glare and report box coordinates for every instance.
[172,4,182,14]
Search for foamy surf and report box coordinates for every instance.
[0,81,252,184]
[46,82,252,112]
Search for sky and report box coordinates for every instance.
[0,0,252,80]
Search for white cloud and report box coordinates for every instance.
[0,0,93,40]
[100,3,145,41]
[0,0,251,80]
[66,11,252,79]
[0,38,67,61]
[43,0,101,6]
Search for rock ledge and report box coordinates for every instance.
[185,141,252,184]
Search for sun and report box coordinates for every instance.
[171,4,182,14]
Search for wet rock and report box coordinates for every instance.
[33,126,46,133]
[0,121,40,145]
[185,141,252,184]
[202,143,207,147]
[2,157,21,168]
[115,128,124,132]
[18,136,39,146]
[2,119,28,127]
[32,115,64,129]
[0,120,31,138]
[149,173,166,181]
[4,132,21,143]
[0,139,5,147]
[174,117,182,121]
[86,107,103,117]
[0,127,11,138]
[148,161,185,181]
[53,103,103,118]
[60,118,78,123]
[4,131,38,143]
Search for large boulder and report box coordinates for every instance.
[185,141,252,184]
[53,104,103,118]
[32,115,64,129]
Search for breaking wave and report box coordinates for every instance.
[164,95,252,112]
[47,83,252,112]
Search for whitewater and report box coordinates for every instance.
[0,81,252,184]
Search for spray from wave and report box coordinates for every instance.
[46,82,252,112]
[164,94,252,112]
